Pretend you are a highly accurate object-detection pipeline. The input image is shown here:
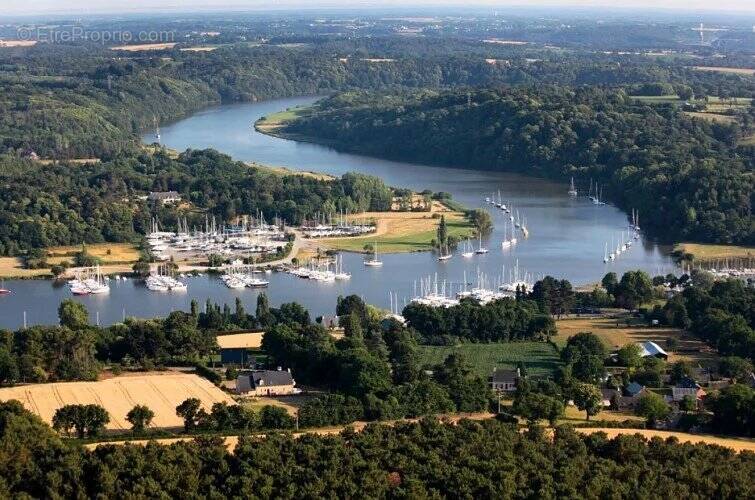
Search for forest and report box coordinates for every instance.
[0,149,392,255]
[1,400,753,498]
[1,40,752,159]
[280,87,754,244]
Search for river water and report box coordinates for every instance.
[0,96,674,329]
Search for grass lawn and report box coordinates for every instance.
[254,106,311,132]
[560,405,643,424]
[324,217,474,253]
[673,242,755,263]
[417,342,562,379]
[240,395,314,415]
[632,95,681,104]
[313,202,475,254]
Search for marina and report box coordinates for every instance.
[0,96,678,328]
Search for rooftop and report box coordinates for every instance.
[638,341,668,358]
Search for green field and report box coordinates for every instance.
[632,95,681,104]
[255,106,310,129]
[325,219,474,253]
[418,342,562,378]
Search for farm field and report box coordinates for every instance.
[692,66,755,76]
[46,243,141,265]
[554,317,715,365]
[575,428,755,453]
[111,43,177,51]
[683,111,737,124]
[674,242,755,263]
[417,342,562,378]
[0,373,235,431]
[0,257,50,278]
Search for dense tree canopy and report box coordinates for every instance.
[1,400,754,498]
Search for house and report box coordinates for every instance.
[624,382,645,397]
[148,191,182,205]
[490,368,519,392]
[600,388,620,408]
[236,369,296,396]
[638,341,668,360]
[217,331,264,366]
[672,377,705,402]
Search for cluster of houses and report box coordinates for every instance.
[489,340,748,421]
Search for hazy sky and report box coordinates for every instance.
[2,0,753,15]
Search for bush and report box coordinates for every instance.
[194,364,222,386]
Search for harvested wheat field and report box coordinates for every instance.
[111,43,177,51]
[0,373,235,431]
[576,428,755,453]
[692,66,755,76]
[47,243,140,265]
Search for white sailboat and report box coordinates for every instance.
[501,219,517,248]
[475,233,489,254]
[461,238,475,258]
[437,243,452,261]
[609,236,616,261]
[364,245,383,267]
[603,242,609,263]
[334,255,351,280]
[568,177,578,197]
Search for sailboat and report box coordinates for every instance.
[438,243,452,261]
[461,238,475,258]
[0,280,11,295]
[568,177,578,197]
[475,233,489,254]
[334,255,351,280]
[609,236,616,261]
[364,245,383,267]
[603,243,609,263]
[154,116,161,142]
[501,219,517,248]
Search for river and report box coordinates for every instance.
[0,96,674,329]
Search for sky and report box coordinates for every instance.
[2,0,753,15]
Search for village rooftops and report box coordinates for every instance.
[674,377,701,389]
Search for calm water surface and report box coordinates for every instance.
[0,96,674,329]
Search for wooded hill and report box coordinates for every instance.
[279,88,754,245]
